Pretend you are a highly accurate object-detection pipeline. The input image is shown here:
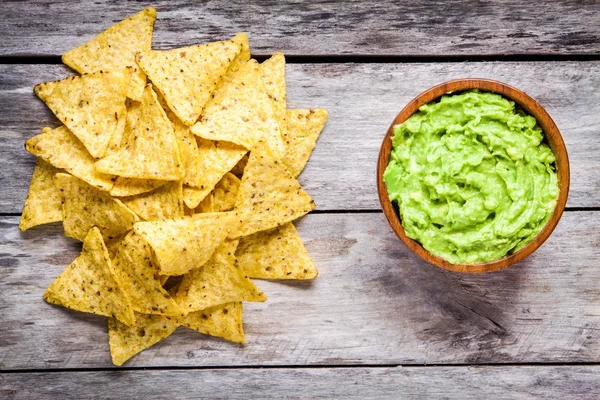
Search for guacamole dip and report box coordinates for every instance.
[383,90,559,264]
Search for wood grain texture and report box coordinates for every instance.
[1,212,599,369]
[377,79,570,273]
[1,62,599,212]
[2,366,600,399]
[1,0,599,57]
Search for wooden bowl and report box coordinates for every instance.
[377,79,570,273]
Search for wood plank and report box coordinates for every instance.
[1,0,599,57]
[2,366,600,399]
[1,62,599,212]
[1,211,599,369]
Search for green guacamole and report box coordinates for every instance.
[383,90,559,264]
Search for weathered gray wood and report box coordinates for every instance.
[1,0,599,57]
[1,62,599,212]
[2,366,600,399]
[1,211,599,369]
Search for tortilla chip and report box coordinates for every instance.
[19,159,63,231]
[229,141,315,238]
[111,231,184,316]
[230,153,249,178]
[260,52,286,154]
[182,185,209,210]
[190,59,284,156]
[120,180,183,221]
[134,212,235,276]
[44,227,135,326]
[108,312,178,366]
[223,33,250,83]
[171,240,253,308]
[236,222,318,280]
[136,35,243,125]
[26,126,115,191]
[172,302,245,344]
[34,69,131,159]
[185,138,246,197]
[62,7,156,101]
[283,109,328,177]
[109,177,167,197]
[174,239,266,312]
[212,172,240,212]
[196,192,214,213]
[94,84,182,180]
[54,173,138,242]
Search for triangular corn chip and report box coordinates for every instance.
[134,212,235,276]
[110,232,184,316]
[212,172,240,212]
[108,312,178,366]
[44,227,135,326]
[136,35,243,125]
[62,7,156,101]
[222,33,250,83]
[174,239,266,312]
[19,159,63,231]
[120,180,183,221]
[229,142,315,238]
[190,59,284,155]
[185,138,246,198]
[182,185,208,209]
[172,302,245,344]
[54,173,137,241]
[236,222,318,280]
[155,88,199,183]
[34,69,131,158]
[259,52,286,158]
[283,109,328,177]
[94,84,183,180]
[109,177,167,197]
[26,126,115,191]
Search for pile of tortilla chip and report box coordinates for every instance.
[20,7,328,366]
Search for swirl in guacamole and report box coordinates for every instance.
[383,90,559,264]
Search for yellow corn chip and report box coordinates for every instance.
[223,33,250,83]
[44,227,135,326]
[136,35,243,125]
[34,69,131,159]
[62,7,156,101]
[172,302,245,344]
[229,141,315,238]
[94,84,182,180]
[196,192,214,213]
[236,222,318,280]
[111,232,184,316]
[108,312,178,366]
[134,212,235,276]
[109,177,167,197]
[53,175,134,241]
[19,159,63,231]
[174,239,266,312]
[26,126,116,191]
[230,153,249,178]
[190,59,284,156]
[185,138,247,198]
[260,52,287,150]
[182,185,209,210]
[283,109,328,177]
[54,173,137,241]
[212,172,240,212]
[120,180,183,221]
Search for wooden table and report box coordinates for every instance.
[1,1,599,398]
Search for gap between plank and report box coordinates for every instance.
[0,54,599,65]
[3,361,600,374]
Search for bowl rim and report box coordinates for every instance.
[376,78,570,273]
